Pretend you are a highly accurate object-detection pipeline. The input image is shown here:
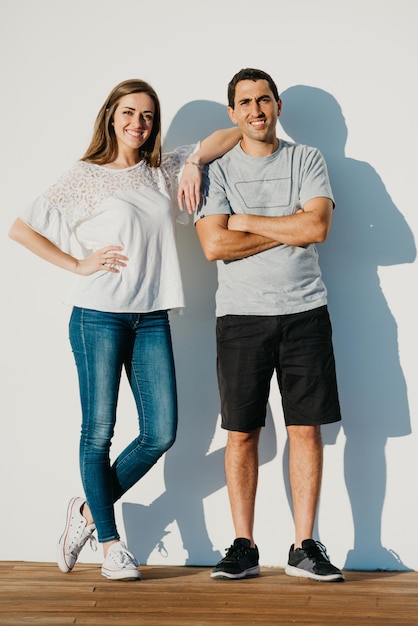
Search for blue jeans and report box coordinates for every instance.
[69,307,177,543]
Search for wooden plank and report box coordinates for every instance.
[0,563,417,626]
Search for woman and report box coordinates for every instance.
[9,79,240,581]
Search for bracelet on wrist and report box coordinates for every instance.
[185,160,203,171]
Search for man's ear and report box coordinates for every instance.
[277,98,283,117]
[227,105,237,125]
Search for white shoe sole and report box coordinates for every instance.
[285,564,344,582]
[101,568,141,581]
[57,497,83,573]
[210,565,260,579]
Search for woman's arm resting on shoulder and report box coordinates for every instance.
[195,214,278,262]
[195,127,242,166]
[227,197,334,246]
[177,127,242,214]
[8,218,128,275]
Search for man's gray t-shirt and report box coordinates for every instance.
[195,140,334,317]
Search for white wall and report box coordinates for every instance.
[1,0,417,571]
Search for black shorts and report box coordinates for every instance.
[216,306,342,431]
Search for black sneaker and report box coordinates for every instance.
[285,539,344,582]
[211,538,260,579]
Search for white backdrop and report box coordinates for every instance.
[1,0,417,571]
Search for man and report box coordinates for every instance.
[193,68,344,582]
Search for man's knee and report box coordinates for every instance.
[287,424,322,445]
[227,428,261,449]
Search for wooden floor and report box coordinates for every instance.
[0,562,417,626]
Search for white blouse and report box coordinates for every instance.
[22,145,196,313]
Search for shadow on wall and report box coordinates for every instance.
[279,86,416,571]
[122,101,278,566]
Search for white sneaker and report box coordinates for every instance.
[101,541,141,581]
[57,496,97,573]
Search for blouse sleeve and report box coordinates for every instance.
[21,196,73,254]
[20,161,88,254]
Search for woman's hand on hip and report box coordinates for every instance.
[76,245,128,275]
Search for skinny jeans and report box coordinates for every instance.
[69,307,177,543]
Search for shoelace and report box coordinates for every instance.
[224,543,250,560]
[69,522,97,556]
[109,544,138,568]
[306,541,330,562]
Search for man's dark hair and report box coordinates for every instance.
[227,68,280,108]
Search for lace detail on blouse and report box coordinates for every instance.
[159,145,194,201]
[43,147,191,229]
